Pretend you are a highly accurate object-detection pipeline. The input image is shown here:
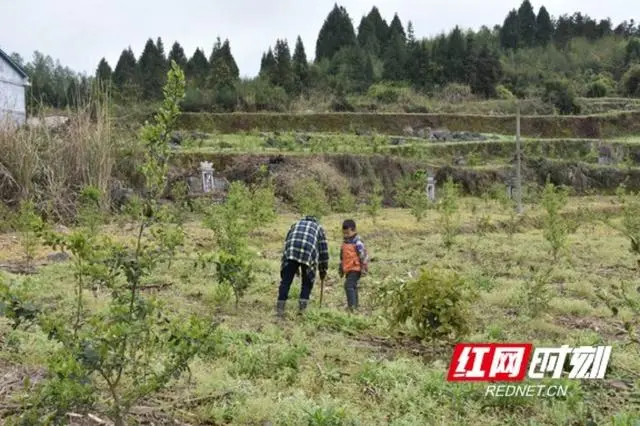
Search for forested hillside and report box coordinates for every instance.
[6,1,640,114]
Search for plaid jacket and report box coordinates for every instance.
[281,216,329,274]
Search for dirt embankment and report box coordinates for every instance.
[174,111,640,139]
[171,153,640,204]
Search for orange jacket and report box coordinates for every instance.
[340,235,368,274]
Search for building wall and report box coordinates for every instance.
[0,56,27,126]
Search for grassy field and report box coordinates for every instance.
[1,196,639,425]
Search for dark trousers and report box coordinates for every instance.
[278,260,315,301]
[344,271,361,309]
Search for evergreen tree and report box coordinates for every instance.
[626,38,640,65]
[168,41,188,70]
[407,21,416,44]
[272,39,294,93]
[221,39,240,78]
[156,37,167,66]
[464,32,478,88]
[535,6,554,46]
[406,41,432,89]
[112,47,138,90]
[138,38,167,100]
[260,48,277,82]
[329,46,372,93]
[9,52,24,67]
[554,14,573,47]
[430,34,449,85]
[95,58,112,83]
[366,6,389,53]
[382,27,407,81]
[517,0,537,47]
[186,48,209,86]
[209,37,239,80]
[315,4,357,62]
[445,26,467,83]
[65,78,80,108]
[292,36,310,95]
[596,19,613,38]
[500,10,519,50]
[209,37,223,68]
[472,44,502,98]
[357,15,380,55]
[388,13,407,44]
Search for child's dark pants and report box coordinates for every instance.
[344,271,361,309]
[278,260,315,301]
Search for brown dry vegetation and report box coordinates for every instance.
[0,100,116,221]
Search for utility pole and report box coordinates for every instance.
[515,103,523,214]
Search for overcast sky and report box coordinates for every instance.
[1,0,637,78]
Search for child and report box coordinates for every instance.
[339,219,369,312]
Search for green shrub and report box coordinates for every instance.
[496,84,515,100]
[541,178,571,261]
[237,78,290,112]
[18,61,217,426]
[15,199,45,268]
[292,178,330,219]
[437,177,461,249]
[367,83,403,104]
[438,83,473,103]
[585,80,609,98]
[380,268,478,343]
[520,266,554,317]
[622,65,640,98]
[543,79,581,115]
[331,189,357,213]
[613,184,640,268]
[365,182,384,224]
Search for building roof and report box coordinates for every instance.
[0,47,29,80]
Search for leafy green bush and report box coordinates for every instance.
[543,79,581,115]
[292,177,330,219]
[14,199,45,268]
[520,266,554,318]
[585,80,609,98]
[367,83,403,104]
[437,177,461,249]
[496,84,515,100]
[331,188,357,213]
[541,179,571,261]
[395,170,432,222]
[438,83,473,103]
[16,61,217,426]
[622,65,640,98]
[237,77,290,112]
[365,182,384,224]
[612,184,640,269]
[201,179,275,308]
[380,268,477,343]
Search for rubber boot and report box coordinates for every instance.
[298,299,309,315]
[276,300,286,319]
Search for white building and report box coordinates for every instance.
[0,48,30,127]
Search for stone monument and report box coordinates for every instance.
[200,161,214,193]
[426,175,436,201]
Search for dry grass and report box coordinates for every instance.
[0,94,115,221]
